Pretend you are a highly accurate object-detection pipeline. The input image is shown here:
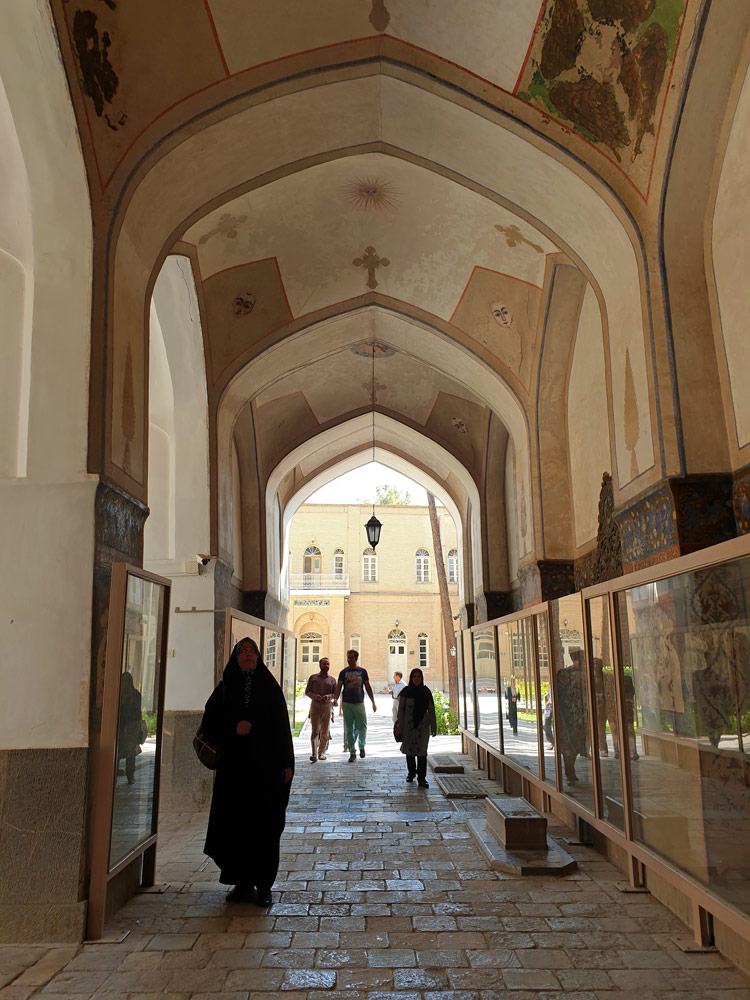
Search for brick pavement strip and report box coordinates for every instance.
[15,734,750,998]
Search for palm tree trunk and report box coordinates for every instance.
[427,492,459,716]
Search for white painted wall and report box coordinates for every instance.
[145,256,213,711]
[712,64,750,450]
[0,1,94,749]
[505,443,519,586]
[568,285,610,548]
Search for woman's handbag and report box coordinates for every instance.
[393,722,402,743]
[193,730,222,770]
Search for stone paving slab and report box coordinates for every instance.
[3,725,750,998]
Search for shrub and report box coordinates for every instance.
[433,690,460,735]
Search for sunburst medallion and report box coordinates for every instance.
[344,177,396,211]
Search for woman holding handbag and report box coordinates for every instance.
[200,637,294,906]
[395,668,437,788]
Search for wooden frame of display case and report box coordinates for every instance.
[223,608,298,724]
[87,564,171,941]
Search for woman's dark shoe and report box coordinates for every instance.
[417,779,429,788]
[255,888,272,907]
[225,884,253,902]
[406,773,415,782]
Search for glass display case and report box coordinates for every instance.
[87,564,170,940]
[472,626,500,749]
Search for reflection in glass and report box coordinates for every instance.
[472,627,499,748]
[499,618,540,776]
[538,613,555,786]
[615,560,750,914]
[265,631,283,685]
[552,594,594,810]
[587,596,624,828]
[110,574,166,869]
[457,635,467,730]
[282,636,296,724]
[462,631,474,732]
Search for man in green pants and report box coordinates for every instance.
[333,649,377,762]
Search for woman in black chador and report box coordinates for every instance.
[396,668,437,788]
[201,637,294,906]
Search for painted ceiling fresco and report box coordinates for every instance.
[183,153,555,323]
[515,0,691,195]
[57,0,695,200]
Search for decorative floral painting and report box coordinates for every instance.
[516,0,688,194]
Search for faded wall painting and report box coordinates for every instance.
[201,259,293,384]
[516,0,688,194]
[452,268,541,386]
[60,0,226,188]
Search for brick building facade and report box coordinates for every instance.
[289,504,459,691]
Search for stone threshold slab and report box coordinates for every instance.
[467,817,577,876]
[429,754,465,773]
[435,775,487,798]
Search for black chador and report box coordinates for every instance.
[201,641,294,892]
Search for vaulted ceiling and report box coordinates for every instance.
[48,0,703,580]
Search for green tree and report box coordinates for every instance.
[375,483,411,505]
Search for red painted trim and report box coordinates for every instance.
[513,0,547,95]
[450,265,544,323]
[97,33,518,191]
[644,8,689,202]
[202,0,231,77]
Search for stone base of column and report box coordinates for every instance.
[0,748,88,942]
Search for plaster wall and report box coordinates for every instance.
[568,285,610,548]
[0,1,93,749]
[712,64,750,451]
[0,1,91,484]
[0,481,96,748]
[161,572,217,712]
[145,256,213,712]
[505,443,519,586]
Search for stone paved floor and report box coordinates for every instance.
[3,710,750,999]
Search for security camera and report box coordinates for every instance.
[196,554,211,566]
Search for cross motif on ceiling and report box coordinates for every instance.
[362,379,388,405]
[199,213,248,244]
[352,245,390,289]
[494,223,543,254]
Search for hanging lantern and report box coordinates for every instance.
[365,512,382,549]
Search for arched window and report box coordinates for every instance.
[333,548,345,578]
[447,548,458,584]
[303,545,321,588]
[362,546,377,582]
[300,631,322,666]
[349,633,361,656]
[415,548,430,583]
[418,633,429,670]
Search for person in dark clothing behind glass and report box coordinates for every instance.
[118,671,142,785]
[201,638,294,906]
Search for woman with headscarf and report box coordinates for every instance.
[395,668,437,788]
[201,637,294,905]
